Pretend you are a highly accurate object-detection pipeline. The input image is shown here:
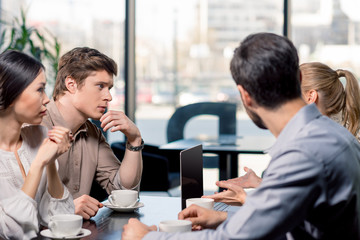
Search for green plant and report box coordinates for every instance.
[0,8,61,85]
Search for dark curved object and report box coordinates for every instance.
[167,102,237,143]
[110,142,171,191]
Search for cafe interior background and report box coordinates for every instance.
[2,0,360,193]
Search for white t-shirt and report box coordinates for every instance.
[0,125,75,240]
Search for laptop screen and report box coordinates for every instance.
[180,144,203,209]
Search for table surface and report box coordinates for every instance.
[160,134,275,154]
[38,195,182,240]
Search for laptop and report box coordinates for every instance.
[180,144,204,209]
[180,144,233,211]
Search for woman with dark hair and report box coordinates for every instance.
[0,50,75,239]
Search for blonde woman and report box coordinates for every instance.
[301,62,360,139]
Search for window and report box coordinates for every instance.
[292,0,360,78]
[135,0,283,145]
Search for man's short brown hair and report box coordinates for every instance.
[53,47,117,100]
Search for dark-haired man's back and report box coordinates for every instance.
[233,103,360,239]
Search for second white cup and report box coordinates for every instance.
[108,189,138,207]
[48,214,82,237]
[159,220,192,232]
[186,198,214,209]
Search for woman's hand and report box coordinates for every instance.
[36,126,73,166]
[48,126,73,157]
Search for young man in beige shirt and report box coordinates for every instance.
[42,47,143,219]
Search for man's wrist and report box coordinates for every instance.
[126,138,144,152]
[220,211,228,223]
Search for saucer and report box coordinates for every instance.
[103,200,144,212]
[40,228,91,239]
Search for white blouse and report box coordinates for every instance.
[0,125,75,240]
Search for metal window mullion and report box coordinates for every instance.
[283,0,291,39]
[124,0,136,122]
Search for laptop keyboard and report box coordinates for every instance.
[214,202,230,212]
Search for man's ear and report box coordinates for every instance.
[305,89,318,104]
[65,76,77,94]
[237,85,252,107]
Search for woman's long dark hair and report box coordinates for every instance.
[0,50,45,110]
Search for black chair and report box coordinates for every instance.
[89,142,173,200]
[90,179,109,202]
[167,102,237,142]
[111,142,172,191]
[89,119,108,201]
[165,101,237,172]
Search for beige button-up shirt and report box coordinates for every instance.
[41,100,128,199]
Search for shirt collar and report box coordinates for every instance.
[46,99,88,136]
[268,103,322,157]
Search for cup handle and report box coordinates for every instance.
[48,220,56,232]
[108,195,116,206]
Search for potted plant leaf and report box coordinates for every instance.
[0,7,61,87]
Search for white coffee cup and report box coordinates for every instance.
[108,189,138,207]
[48,214,82,237]
[159,220,192,232]
[186,198,214,209]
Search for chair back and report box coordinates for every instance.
[111,142,171,191]
[167,102,237,143]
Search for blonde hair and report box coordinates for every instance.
[300,62,360,136]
